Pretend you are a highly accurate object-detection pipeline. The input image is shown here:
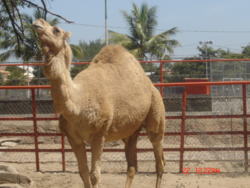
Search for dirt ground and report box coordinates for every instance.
[1,162,250,188]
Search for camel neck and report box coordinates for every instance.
[43,43,81,116]
[49,69,81,116]
[47,55,81,116]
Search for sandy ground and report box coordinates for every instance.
[1,163,250,188]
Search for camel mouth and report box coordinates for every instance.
[33,23,45,32]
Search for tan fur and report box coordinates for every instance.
[33,19,166,188]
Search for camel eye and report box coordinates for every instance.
[54,27,60,33]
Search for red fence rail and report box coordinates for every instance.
[1,59,250,173]
[1,80,250,173]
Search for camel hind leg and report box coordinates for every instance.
[122,129,140,188]
[146,90,166,188]
[146,129,165,188]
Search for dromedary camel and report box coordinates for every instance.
[33,18,166,188]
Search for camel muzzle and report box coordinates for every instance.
[33,21,45,33]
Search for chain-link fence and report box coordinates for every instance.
[1,82,250,174]
[3,60,250,97]
[1,60,250,174]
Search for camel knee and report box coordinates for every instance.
[156,160,165,175]
[127,167,136,178]
[90,171,100,186]
[147,131,164,144]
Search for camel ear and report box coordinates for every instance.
[64,31,71,40]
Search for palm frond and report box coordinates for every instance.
[147,27,180,45]
[110,3,180,59]
[0,49,20,61]
[129,48,142,58]
[108,30,138,47]
[69,44,84,60]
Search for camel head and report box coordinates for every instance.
[33,18,71,54]
[33,19,72,79]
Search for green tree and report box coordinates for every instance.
[241,43,250,57]
[4,66,26,86]
[0,9,59,60]
[70,39,105,78]
[0,8,80,84]
[0,9,60,86]
[79,39,105,60]
[108,2,180,60]
[218,49,247,59]
[0,0,28,50]
[0,0,73,50]
[170,57,206,82]
[170,45,250,83]
[197,46,224,59]
[0,9,59,62]
[170,46,230,82]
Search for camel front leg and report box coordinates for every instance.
[90,133,105,188]
[67,136,91,188]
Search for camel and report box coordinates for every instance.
[33,18,166,188]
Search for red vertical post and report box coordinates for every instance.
[62,135,65,172]
[55,112,58,118]
[179,92,187,173]
[32,88,40,171]
[160,61,163,97]
[242,84,248,172]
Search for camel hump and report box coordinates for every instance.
[90,45,138,66]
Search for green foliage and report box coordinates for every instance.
[0,72,3,85]
[32,65,50,85]
[0,0,27,36]
[170,57,206,82]
[0,0,66,51]
[4,66,26,86]
[170,45,250,82]
[79,39,105,60]
[197,46,222,58]
[141,63,158,72]
[0,9,59,62]
[108,2,180,59]
[241,43,250,57]
[71,64,89,78]
[70,39,105,78]
[0,9,61,85]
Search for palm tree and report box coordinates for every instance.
[108,2,180,60]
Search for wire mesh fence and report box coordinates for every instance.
[1,60,250,174]
[2,60,250,98]
[0,83,250,174]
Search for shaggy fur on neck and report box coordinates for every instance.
[43,41,72,80]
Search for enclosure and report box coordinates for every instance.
[1,59,250,187]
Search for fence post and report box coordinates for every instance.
[242,84,248,172]
[32,88,40,171]
[160,61,163,97]
[179,92,187,173]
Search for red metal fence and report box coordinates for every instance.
[1,59,250,173]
